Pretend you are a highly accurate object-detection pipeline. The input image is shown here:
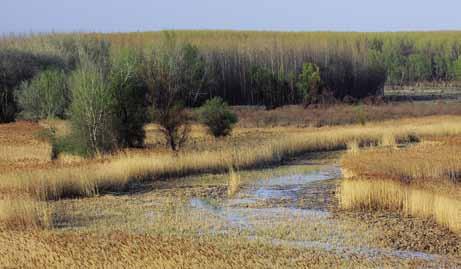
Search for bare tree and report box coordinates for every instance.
[142,35,195,151]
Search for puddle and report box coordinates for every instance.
[258,167,341,187]
[189,166,337,234]
[247,166,341,204]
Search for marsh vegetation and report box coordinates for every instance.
[0,31,460,268]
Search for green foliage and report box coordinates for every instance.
[53,134,92,158]
[69,58,117,155]
[17,69,69,120]
[67,40,149,155]
[297,63,321,105]
[33,127,90,158]
[453,57,461,81]
[198,97,238,137]
[408,54,432,81]
[249,65,285,109]
[5,31,461,121]
[0,48,67,122]
[176,43,209,106]
[110,50,148,148]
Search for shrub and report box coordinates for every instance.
[199,97,238,137]
[17,69,69,120]
[34,127,90,158]
[53,134,92,158]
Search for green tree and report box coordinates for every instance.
[69,59,116,155]
[17,69,70,120]
[451,57,461,81]
[296,63,321,105]
[408,54,432,82]
[110,50,148,148]
[177,43,209,106]
[0,49,67,122]
[249,65,284,110]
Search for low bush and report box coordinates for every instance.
[199,97,238,137]
[53,134,92,158]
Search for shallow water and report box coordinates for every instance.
[188,164,441,262]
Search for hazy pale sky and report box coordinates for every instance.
[2,0,461,33]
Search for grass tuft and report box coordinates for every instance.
[340,179,461,234]
[227,167,241,197]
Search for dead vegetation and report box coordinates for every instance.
[340,136,461,234]
[1,116,461,202]
[1,115,461,267]
[234,102,461,127]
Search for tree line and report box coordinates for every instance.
[2,31,461,152]
[1,32,390,118]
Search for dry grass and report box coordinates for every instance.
[2,116,461,201]
[234,102,461,128]
[342,139,461,186]
[0,121,52,173]
[340,179,461,234]
[1,229,448,269]
[0,197,53,230]
[380,132,397,148]
[227,167,241,197]
[0,166,458,268]
[340,136,461,234]
[346,140,360,154]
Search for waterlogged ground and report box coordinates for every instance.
[46,152,460,267]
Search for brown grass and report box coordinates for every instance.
[2,116,461,201]
[0,197,53,230]
[227,167,241,197]
[234,102,461,128]
[340,136,461,234]
[340,179,461,234]
[0,121,52,173]
[1,229,449,268]
[342,139,461,187]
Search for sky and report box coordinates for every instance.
[2,0,461,34]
